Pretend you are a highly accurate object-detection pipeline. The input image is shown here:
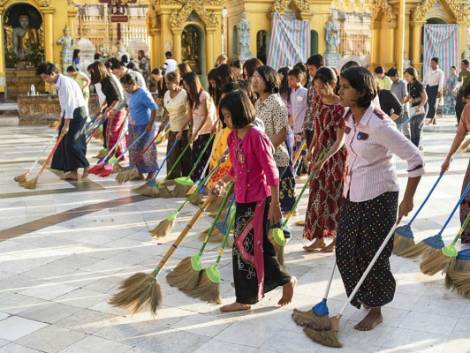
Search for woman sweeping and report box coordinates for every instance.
[252,66,295,214]
[164,71,192,179]
[120,73,158,180]
[212,89,295,312]
[88,61,127,157]
[303,67,347,253]
[37,63,89,180]
[181,72,218,181]
[441,84,470,246]
[336,67,423,331]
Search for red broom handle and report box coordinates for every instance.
[35,134,65,178]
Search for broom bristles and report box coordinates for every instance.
[116,167,139,184]
[14,173,28,183]
[393,235,416,257]
[459,139,470,152]
[188,192,203,206]
[445,257,470,298]
[397,241,427,258]
[112,163,123,173]
[420,248,448,276]
[173,184,191,198]
[21,177,38,190]
[166,257,202,291]
[184,270,221,304]
[303,327,342,348]
[292,309,332,331]
[150,218,175,238]
[198,227,225,243]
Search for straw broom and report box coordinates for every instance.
[150,154,228,238]
[445,249,470,298]
[166,185,233,292]
[402,181,470,259]
[109,196,214,314]
[393,173,444,257]
[302,222,399,348]
[460,139,470,153]
[420,211,470,276]
[198,199,234,244]
[88,125,128,174]
[15,135,55,183]
[21,134,65,190]
[190,205,236,304]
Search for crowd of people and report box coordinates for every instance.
[35,49,470,333]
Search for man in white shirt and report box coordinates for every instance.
[111,61,148,91]
[37,62,89,180]
[423,57,445,125]
[163,51,178,74]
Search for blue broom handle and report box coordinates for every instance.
[437,181,470,236]
[406,172,444,226]
[115,130,147,163]
[153,139,179,179]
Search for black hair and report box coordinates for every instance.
[431,57,439,64]
[121,55,129,64]
[314,67,337,86]
[306,54,324,68]
[278,67,290,103]
[111,61,126,70]
[230,59,242,69]
[127,62,137,70]
[340,60,360,73]
[72,49,80,60]
[404,67,419,81]
[66,65,77,73]
[462,59,470,66]
[36,62,58,76]
[463,83,470,99]
[165,51,172,58]
[293,62,307,74]
[94,53,101,60]
[340,67,377,108]
[256,65,279,94]
[219,90,256,129]
[374,66,384,74]
[288,67,303,79]
[151,68,163,75]
[182,71,203,109]
[243,57,263,79]
[451,65,457,70]
[120,73,137,86]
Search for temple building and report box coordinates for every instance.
[1,0,470,97]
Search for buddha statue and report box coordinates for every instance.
[12,13,39,60]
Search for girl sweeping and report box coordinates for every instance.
[252,66,296,214]
[442,84,470,246]
[212,90,296,312]
[181,72,218,181]
[120,73,158,180]
[303,67,347,253]
[337,67,423,331]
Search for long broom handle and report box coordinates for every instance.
[152,197,213,277]
[198,183,234,255]
[130,123,170,165]
[338,222,399,317]
[323,263,337,299]
[96,124,129,164]
[436,181,470,236]
[447,207,470,247]
[185,134,216,178]
[406,172,444,226]
[215,198,236,265]
[152,140,180,183]
[34,134,65,178]
[163,142,192,180]
[112,131,147,165]
[26,135,56,174]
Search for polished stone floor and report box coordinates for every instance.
[0,116,469,353]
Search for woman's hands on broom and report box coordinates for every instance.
[269,186,282,225]
[398,176,421,223]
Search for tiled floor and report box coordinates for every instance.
[0,116,469,353]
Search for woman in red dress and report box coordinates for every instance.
[303,67,347,252]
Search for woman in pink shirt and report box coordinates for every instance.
[318,67,422,331]
[212,90,295,313]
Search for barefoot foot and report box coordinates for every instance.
[354,307,383,331]
[63,171,79,181]
[316,239,336,253]
[278,277,297,306]
[303,239,326,252]
[220,302,251,313]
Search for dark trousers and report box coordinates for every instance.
[426,85,439,120]
[456,88,466,123]
[167,130,191,179]
[410,114,425,147]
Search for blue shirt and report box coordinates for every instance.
[128,88,158,125]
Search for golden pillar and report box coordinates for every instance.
[396,0,405,75]
[172,29,182,63]
[149,29,159,69]
[458,21,468,57]
[0,11,5,93]
[380,22,396,67]
[160,13,170,64]
[411,21,423,71]
[42,8,55,63]
[206,29,215,72]
[371,24,380,67]
[67,8,78,38]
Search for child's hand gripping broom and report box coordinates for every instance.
[303,222,400,348]
[415,181,470,275]
[166,184,233,293]
[420,207,470,276]
[15,135,56,183]
[150,153,229,238]
[394,172,445,257]
[109,196,215,314]
[21,134,65,190]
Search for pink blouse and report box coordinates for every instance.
[228,127,279,203]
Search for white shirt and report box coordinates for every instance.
[289,86,308,134]
[424,67,445,93]
[56,74,86,119]
[344,105,424,202]
[94,82,106,105]
[164,58,178,73]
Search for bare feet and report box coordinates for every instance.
[82,167,89,179]
[354,307,383,331]
[316,239,336,253]
[278,277,297,306]
[146,172,155,181]
[303,239,325,252]
[220,302,251,312]
[63,171,79,181]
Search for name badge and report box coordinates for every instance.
[296,96,304,102]
[357,131,369,140]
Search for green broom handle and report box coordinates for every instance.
[215,201,236,265]
[198,183,234,255]
[163,142,192,180]
[448,206,470,247]
[405,172,444,226]
[185,134,216,178]
[281,149,326,228]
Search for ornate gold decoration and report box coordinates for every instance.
[168,0,220,30]
[412,0,466,22]
[273,0,311,14]
[371,0,396,24]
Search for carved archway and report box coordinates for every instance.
[168,0,218,32]
[272,0,310,19]
[412,0,464,23]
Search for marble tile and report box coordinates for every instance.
[194,339,258,353]
[0,316,48,341]
[54,309,117,335]
[55,288,107,309]
[17,301,82,324]
[56,335,131,353]
[0,312,9,321]
[19,283,77,301]
[399,311,458,336]
[136,330,211,353]
[16,325,86,353]
[0,343,44,353]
